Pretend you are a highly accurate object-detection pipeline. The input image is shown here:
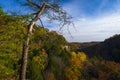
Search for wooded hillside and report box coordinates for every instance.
[0,7,120,80]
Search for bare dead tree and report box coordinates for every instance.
[17,0,73,80]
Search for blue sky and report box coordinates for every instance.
[0,0,120,42]
[59,0,120,42]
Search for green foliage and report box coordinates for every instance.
[0,7,26,79]
[0,7,4,15]
[27,25,68,80]
[30,50,48,80]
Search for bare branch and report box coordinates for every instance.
[39,18,44,27]
[45,4,64,14]
[26,0,42,9]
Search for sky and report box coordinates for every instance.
[0,0,120,42]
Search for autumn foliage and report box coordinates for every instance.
[0,7,120,80]
[65,52,87,80]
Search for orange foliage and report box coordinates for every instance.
[65,51,87,80]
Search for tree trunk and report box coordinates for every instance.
[20,3,46,80]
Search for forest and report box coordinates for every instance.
[0,0,120,80]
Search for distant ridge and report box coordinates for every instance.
[69,34,120,62]
[80,34,120,62]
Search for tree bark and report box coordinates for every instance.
[20,3,46,80]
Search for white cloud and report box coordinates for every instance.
[47,12,120,42]
[63,13,120,42]
[50,0,120,42]
[44,0,120,42]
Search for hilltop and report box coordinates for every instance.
[69,34,120,62]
